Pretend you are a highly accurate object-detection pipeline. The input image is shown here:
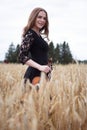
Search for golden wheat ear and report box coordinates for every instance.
[22,78,33,93]
[40,72,47,82]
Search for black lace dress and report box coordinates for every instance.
[18,29,49,82]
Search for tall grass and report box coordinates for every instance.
[0,63,87,130]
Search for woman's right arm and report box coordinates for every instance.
[18,31,34,64]
[18,31,51,73]
[26,59,51,73]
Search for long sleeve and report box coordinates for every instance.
[18,31,34,64]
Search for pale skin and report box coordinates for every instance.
[26,11,51,73]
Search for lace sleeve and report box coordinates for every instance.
[18,31,34,64]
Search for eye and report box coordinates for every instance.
[43,17,46,21]
[37,16,42,19]
[37,15,46,21]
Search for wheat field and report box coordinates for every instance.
[0,63,87,130]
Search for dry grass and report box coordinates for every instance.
[0,63,87,130]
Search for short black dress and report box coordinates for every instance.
[18,29,49,82]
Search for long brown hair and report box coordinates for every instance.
[22,7,49,38]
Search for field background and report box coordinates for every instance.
[0,63,87,130]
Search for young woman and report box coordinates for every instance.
[18,7,51,85]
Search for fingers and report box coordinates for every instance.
[43,65,51,73]
[39,65,51,73]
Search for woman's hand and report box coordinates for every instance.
[39,65,51,73]
[26,59,51,73]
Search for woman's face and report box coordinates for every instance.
[34,11,47,30]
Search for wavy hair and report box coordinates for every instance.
[22,7,49,38]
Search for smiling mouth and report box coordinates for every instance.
[39,23,44,27]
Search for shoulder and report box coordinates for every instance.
[22,29,35,41]
[25,29,34,38]
[21,29,35,45]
